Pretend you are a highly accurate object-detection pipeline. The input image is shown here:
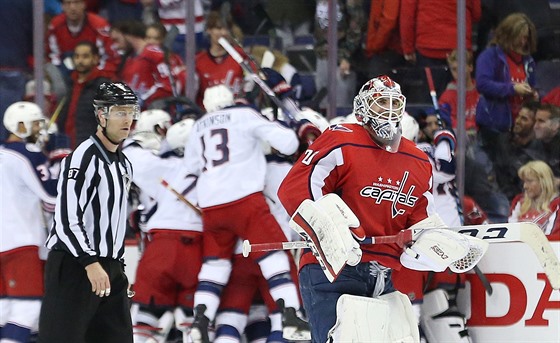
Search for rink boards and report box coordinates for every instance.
[458,240,560,342]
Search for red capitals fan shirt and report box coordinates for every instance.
[46,12,118,72]
[195,48,244,108]
[278,123,436,271]
[119,45,174,108]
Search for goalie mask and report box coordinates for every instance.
[353,76,406,153]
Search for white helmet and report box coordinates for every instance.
[329,113,359,126]
[166,118,195,154]
[297,108,330,132]
[132,131,162,153]
[203,85,234,112]
[400,112,420,143]
[3,101,46,139]
[353,75,406,152]
[135,109,172,135]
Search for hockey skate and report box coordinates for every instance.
[189,304,210,343]
[277,299,312,341]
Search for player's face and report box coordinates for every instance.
[27,120,46,143]
[73,45,99,75]
[104,105,136,143]
[522,174,541,200]
[513,107,535,136]
[146,27,163,46]
[62,0,86,23]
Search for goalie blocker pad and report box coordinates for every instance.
[328,293,420,342]
[289,194,362,283]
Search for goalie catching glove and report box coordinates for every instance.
[400,216,489,273]
[289,194,364,282]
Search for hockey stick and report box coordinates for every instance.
[424,67,445,129]
[160,178,202,216]
[242,229,417,257]
[218,37,300,125]
[244,222,560,289]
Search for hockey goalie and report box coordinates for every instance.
[276,76,489,343]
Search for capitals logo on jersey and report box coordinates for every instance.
[359,171,419,218]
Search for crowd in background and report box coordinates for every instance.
[1,0,560,342]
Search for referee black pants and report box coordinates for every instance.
[38,250,133,343]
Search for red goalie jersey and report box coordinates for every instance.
[278,123,436,271]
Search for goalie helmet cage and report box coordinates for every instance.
[243,222,560,289]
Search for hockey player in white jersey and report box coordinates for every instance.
[184,85,309,343]
[0,102,59,342]
[122,108,178,229]
[130,119,201,343]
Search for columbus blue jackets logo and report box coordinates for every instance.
[359,171,419,218]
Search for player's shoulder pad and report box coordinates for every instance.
[433,129,456,150]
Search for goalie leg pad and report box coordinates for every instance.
[327,292,420,343]
[421,289,471,343]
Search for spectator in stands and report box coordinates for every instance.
[533,103,560,180]
[314,0,365,108]
[0,0,33,141]
[111,20,174,109]
[475,13,539,195]
[46,0,118,78]
[140,0,206,57]
[509,160,560,237]
[500,101,546,200]
[57,41,113,148]
[400,0,481,96]
[145,22,187,96]
[356,0,404,86]
[264,0,315,47]
[438,49,479,133]
[195,11,244,109]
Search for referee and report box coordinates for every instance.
[38,82,139,343]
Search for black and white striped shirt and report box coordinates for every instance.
[46,135,133,267]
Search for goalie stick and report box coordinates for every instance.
[243,222,560,289]
[218,37,300,125]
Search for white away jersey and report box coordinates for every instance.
[1,142,58,252]
[147,164,202,232]
[183,105,298,208]
[417,141,462,227]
